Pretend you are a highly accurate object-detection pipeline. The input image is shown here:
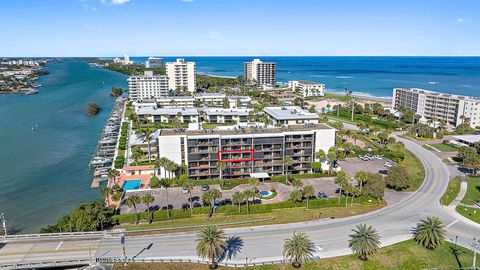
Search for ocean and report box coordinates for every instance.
[1,56,480,233]
[129,56,480,98]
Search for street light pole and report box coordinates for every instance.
[1,213,7,237]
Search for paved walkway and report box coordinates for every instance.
[447,180,468,210]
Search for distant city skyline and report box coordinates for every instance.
[1,0,479,57]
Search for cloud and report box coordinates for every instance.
[456,18,468,23]
[101,0,130,5]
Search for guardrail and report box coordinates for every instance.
[0,229,125,242]
[0,259,91,270]
[96,257,289,268]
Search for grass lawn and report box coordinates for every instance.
[440,176,462,206]
[116,204,384,234]
[428,143,458,152]
[456,205,480,224]
[460,176,480,205]
[112,240,474,270]
[403,149,426,192]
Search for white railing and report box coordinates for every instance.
[0,229,124,242]
[96,257,288,268]
[0,259,91,270]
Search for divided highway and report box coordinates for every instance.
[1,136,479,268]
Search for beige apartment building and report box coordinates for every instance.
[166,58,196,93]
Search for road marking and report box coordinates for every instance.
[446,219,460,228]
[55,241,63,250]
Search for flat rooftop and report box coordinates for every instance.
[204,108,252,116]
[263,106,319,120]
[157,96,195,101]
[453,134,480,144]
[159,123,332,137]
[194,93,226,98]
[136,107,199,116]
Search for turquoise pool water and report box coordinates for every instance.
[122,180,142,191]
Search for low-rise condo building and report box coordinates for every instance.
[145,57,164,68]
[228,96,252,108]
[157,96,196,108]
[128,71,169,100]
[244,59,276,86]
[136,107,200,123]
[166,58,196,93]
[194,93,226,107]
[156,124,336,179]
[263,106,319,126]
[204,108,252,124]
[392,88,480,128]
[288,80,325,97]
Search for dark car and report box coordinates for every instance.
[317,192,329,199]
[201,184,209,191]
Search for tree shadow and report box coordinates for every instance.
[218,236,244,261]
[448,245,463,269]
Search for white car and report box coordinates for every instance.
[374,155,382,160]
[384,162,393,168]
[181,188,189,194]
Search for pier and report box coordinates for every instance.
[89,97,126,188]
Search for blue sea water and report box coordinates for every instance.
[0,61,127,233]
[129,56,480,98]
[1,57,480,233]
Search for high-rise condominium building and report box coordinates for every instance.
[128,71,169,100]
[156,125,336,179]
[244,59,276,86]
[392,88,480,128]
[165,58,196,93]
[145,57,164,68]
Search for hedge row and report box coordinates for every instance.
[113,195,378,224]
[115,122,128,168]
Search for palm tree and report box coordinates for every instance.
[182,179,195,213]
[158,157,169,178]
[315,149,326,162]
[290,190,303,207]
[283,232,316,268]
[303,186,315,208]
[232,191,244,213]
[101,187,113,207]
[249,178,260,193]
[160,177,175,219]
[125,195,141,224]
[351,133,360,146]
[283,156,294,183]
[195,226,227,269]
[414,216,446,250]
[348,224,381,261]
[216,162,227,182]
[202,189,222,216]
[108,169,120,184]
[142,193,155,223]
[327,147,338,175]
[291,178,303,190]
[242,189,255,214]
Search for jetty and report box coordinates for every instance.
[89,97,126,188]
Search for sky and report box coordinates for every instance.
[1,0,479,57]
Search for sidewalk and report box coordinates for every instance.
[446,180,468,210]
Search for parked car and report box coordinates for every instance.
[201,184,209,191]
[317,192,329,199]
[374,155,382,160]
[181,188,189,194]
[384,162,393,168]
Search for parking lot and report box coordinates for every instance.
[338,156,394,177]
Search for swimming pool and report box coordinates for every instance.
[121,179,142,191]
[259,190,273,197]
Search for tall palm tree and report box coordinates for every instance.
[160,177,175,219]
[283,156,294,183]
[283,232,316,268]
[202,189,222,216]
[101,187,113,207]
[182,179,196,213]
[232,191,244,213]
[142,193,155,224]
[216,162,227,181]
[158,157,169,178]
[125,195,141,224]
[303,186,315,208]
[348,224,381,261]
[315,149,326,162]
[108,169,120,184]
[242,189,255,214]
[414,216,446,250]
[290,189,303,207]
[291,178,303,190]
[195,226,227,269]
[249,178,260,193]
[327,147,338,175]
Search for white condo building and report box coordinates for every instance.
[244,59,276,86]
[145,57,164,68]
[392,88,480,128]
[288,80,325,97]
[165,59,196,93]
[127,71,169,100]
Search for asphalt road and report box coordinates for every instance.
[1,136,479,266]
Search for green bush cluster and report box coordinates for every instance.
[115,122,128,168]
[113,195,377,224]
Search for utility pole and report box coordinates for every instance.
[1,213,6,237]
[471,237,480,268]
